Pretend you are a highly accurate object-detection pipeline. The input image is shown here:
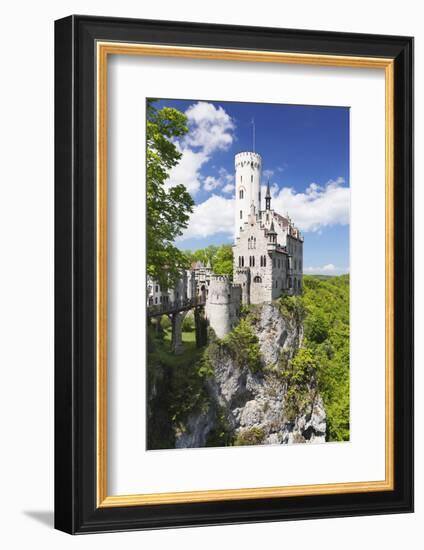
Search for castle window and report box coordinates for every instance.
[154,297,158,304]
[240,175,242,183]
[273,258,276,268]
[155,285,158,292]
[252,256,255,267]
[260,256,263,267]
[239,189,244,199]
[258,192,261,203]
[240,227,242,233]
[263,255,266,267]
[241,256,244,267]
[254,238,256,249]
[240,210,243,220]
[253,276,262,283]
[278,259,280,269]
[251,174,253,183]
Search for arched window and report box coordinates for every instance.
[252,256,255,267]
[253,276,262,283]
[263,255,266,267]
[240,175,243,183]
[240,210,243,220]
[239,189,244,199]
[251,174,253,183]
[241,256,244,267]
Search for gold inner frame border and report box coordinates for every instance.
[96,42,395,508]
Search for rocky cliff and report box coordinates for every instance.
[175,302,326,448]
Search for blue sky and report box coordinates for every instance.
[156,98,350,275]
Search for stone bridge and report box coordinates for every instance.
[147,296,207,354]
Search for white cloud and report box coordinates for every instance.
[166,147,208,194]
[304,264,349,275]
[184,102,235,154]
[203,167,234,194]
[203,176,220,192]
[222,183,235,194]
[266,177,350,232]
[166,102,235,195]
[178,195,235,241]
[179,176,349,241]
[263,169,274,179]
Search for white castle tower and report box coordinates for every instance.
[234,152,262,239]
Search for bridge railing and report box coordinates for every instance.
[147,295,206,317]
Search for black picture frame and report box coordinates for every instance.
[55,15,414,534]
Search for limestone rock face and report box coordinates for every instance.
[255,302,302,366]
[175,302,327,448]
[175,405,215,449]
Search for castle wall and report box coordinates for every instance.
[287,234,303,294]
[233,216,275,304]
[205,276,241,338]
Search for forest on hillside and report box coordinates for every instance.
[281,274,350,442]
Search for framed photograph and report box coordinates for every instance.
[54,15,413,534]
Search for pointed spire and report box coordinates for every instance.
[266,180,271,198]
[265,179,271,210]
[269,219,276,233]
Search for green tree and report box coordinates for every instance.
[184,245,218,267]
[146,99,194,288]
[212,245,234,276]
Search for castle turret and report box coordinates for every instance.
[234,152,262,239]
[205,275,241,338]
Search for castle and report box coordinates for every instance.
[147,151,303,340]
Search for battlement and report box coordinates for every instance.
[210,274,232,283]
[235,151,262,169]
